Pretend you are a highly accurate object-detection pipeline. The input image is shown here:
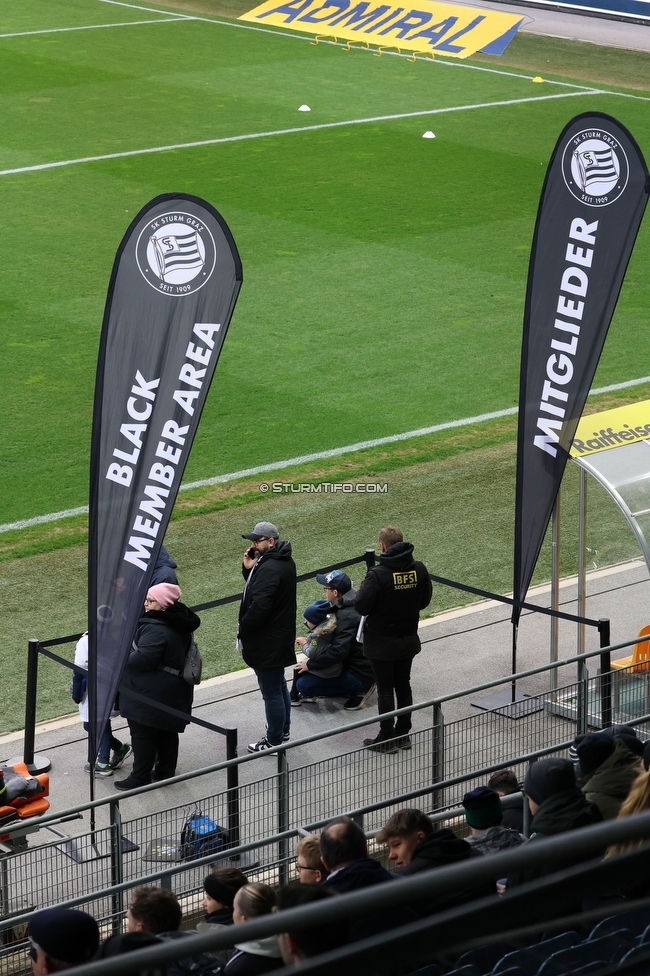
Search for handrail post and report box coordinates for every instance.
[577,655,589,736]
[277,749,290,886]
[599,618,612,730]
[9,639,51,774]
[364,548,376,571]
[225,728,240,852]
[431,701,444,811]
[109,800,124,935]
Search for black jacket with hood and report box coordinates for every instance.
[119,602,200,733]
[397,829,496,913]
[355,541,432,660]
[239,541,297,669]
[305,588,374,683]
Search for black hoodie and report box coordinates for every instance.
[397,830,496,914]
[355,541,432,659]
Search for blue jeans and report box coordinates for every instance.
[84,721,122,765]
[254,667,291,745]
[296,670,364,698]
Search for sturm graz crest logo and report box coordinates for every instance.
[136,211,217,295]
[562,128,629,208]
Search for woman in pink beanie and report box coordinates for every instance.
[115,582,200,790]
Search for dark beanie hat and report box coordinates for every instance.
[463,786,502,828]
[303,600,331,627]
[524,758,576,805]
[575,733,615,777]
[29,908,99,964]
[204,873,243,907]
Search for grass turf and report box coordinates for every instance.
[0,0,649,526]
[1,1,650,733]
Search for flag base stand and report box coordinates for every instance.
[7,754,51,775]
[142,838,258,869]
[56,832,139,864]
[470,689,543,719]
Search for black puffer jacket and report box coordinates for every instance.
[239,541,297,668]
[119,602,200,732]
[355,542,432,660]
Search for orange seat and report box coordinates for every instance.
[612,625,650,673]
[0,762,49,842]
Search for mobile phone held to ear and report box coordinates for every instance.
[246,547,259,560]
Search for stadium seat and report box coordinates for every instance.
[444,967,481,976]
[492,931,580,974]
[618,944,650,967]
[589,907,650,941]
[537,934,633,976]
[407,965,443,976]
[611,625,650,672]
[456,944,517,974]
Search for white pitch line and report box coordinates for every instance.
[0,18,193,39]
[0,89,595,178]
[3,374,650,535]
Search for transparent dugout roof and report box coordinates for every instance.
[572,438,650,573]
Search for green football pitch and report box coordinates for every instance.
[1,0,649,528]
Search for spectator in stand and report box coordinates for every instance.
[508,758,603,888]
[276,883,347,965]
[320,816,417,938]
[525,758,602,838]
[29,908,99,974]
[292,575,375,709]
[377,808,495,912]
[197,867,249,932]
[462,787,526,854]
[127,887,220,976]
[295,835,329,883]
[607,742,650,860]
[355,526,432,752]
[197,867,250,965]
[576,730,643,820]
[223,884,283,975]
[487,769,524,834]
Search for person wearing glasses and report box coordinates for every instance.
[115,583,200,790]
[295,834,329,883]
[237,522,297,753]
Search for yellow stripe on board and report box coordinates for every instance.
[239,0,523,59]
[571,400,650,458]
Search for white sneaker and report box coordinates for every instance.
[247,737,275,753]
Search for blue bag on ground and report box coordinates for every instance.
[180,811,228,861]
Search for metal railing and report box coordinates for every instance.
[16,814,650,976]
[3,629,650,954]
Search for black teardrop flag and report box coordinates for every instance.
[88,194,242,761]
[513,113,648,625]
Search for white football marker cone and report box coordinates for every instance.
[299,104,311,112]
[422,131,436,139]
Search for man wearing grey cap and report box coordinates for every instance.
[238,522,297,752]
